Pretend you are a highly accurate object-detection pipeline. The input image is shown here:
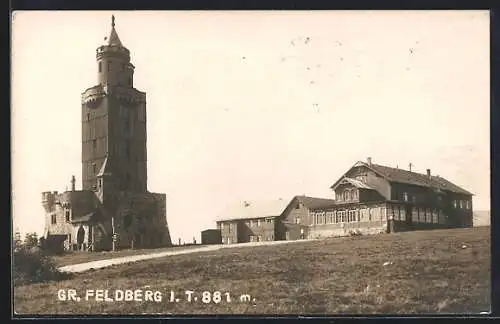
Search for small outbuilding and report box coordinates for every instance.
[201,229,222,245]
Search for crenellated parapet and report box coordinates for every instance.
[42,191,59,213]
[112,86,146,104]
[81,85,106,107]
[96,44,130,60]
[81,84,146,107]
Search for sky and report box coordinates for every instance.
[11,10,490,243]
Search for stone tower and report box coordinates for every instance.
[42,16,172,252]
[81,15,148,195]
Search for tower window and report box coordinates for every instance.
[92,163,97,175]
[108,61,112,72]
[98,62,102,73]
[92,139,97,150]
[51,214,57,225]
[87,113,90,121]
[65,210,70,222]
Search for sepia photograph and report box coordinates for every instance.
[11,10,490,315]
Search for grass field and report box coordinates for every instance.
[14,226,490,315]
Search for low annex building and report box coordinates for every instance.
[216,157,474,243]
[216,196,337,244]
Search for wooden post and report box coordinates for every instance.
[91,225,95,252]
[111,216,116,252]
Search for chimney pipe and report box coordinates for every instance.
[71,175,76,191]
[367,157,372,166]
[426,169,431,178]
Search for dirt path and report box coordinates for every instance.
[58,239,317,273]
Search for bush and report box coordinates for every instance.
[348,230,363,237]
[13,246,71,286]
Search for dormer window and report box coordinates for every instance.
[108,60,112,72]
[343,191,349,201]
[403,192,408,202]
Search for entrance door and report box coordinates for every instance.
[77,225,85,250]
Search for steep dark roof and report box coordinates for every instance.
[107,15,123,47]
[71,209,101,224]
[369,163,473,196]
[296,195,337,209]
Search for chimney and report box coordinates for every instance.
[366,157,372,166]
[71,175,76,191]
[426,169,431,179]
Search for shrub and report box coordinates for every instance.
[13,246,72,286]
[348,230,363,237]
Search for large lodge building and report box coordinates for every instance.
[216,157,474,244]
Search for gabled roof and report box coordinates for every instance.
[216,198,290,222]
[331,177,374,190]
[295,195,337,209]
[330,160,473,196]
[369,163,473,195]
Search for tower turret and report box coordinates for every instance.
[81,15,148,193]
[96,15,135,87]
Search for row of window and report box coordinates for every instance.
[246,218,274,227]
[50,210,71,225]
[249,235,274,242]
[388,205,407,221]
[219,218,274,231]
[411,208,445,224]
[399,191,471,210]
[337,189,359,202]
[98,60,133,86]
[312,208,379,225]
[452,199,471,210]
[98,60,128,73]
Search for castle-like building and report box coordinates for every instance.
[42,16,172,252]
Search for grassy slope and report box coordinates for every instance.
[14,227,490,315]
